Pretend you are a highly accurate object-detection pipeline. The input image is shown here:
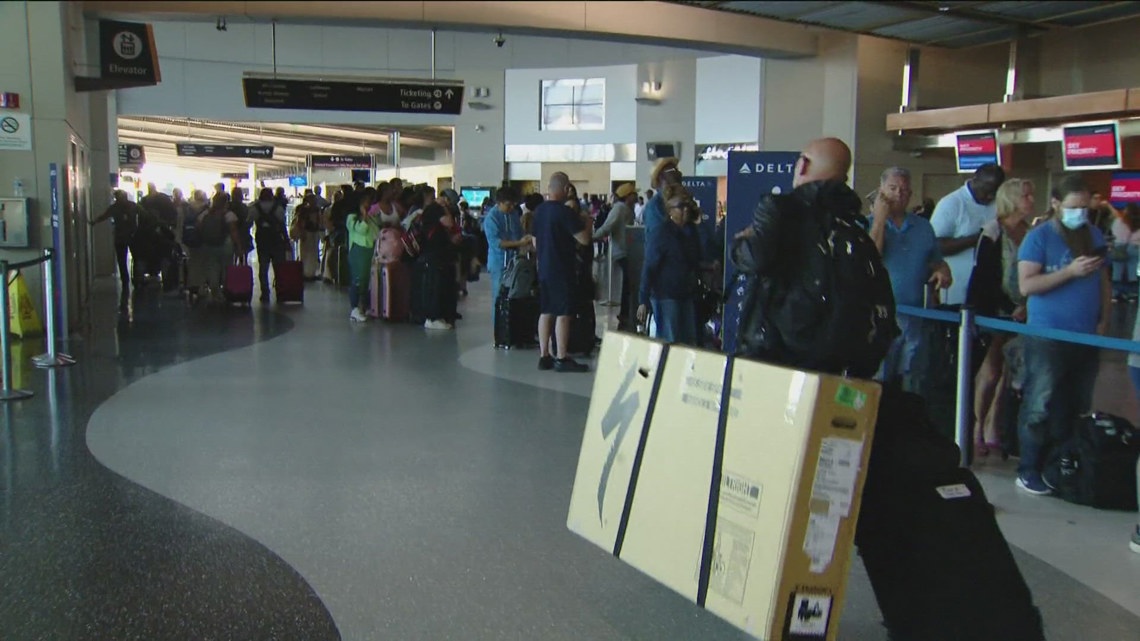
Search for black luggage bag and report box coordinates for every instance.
[1044,412,1140,511]
[410,257,455,324]
[567,245,598,356]
[494,289,539,348]
[856,387,1044,641]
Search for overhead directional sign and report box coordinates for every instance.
[177,143,274,159]
[310,154,373,169]
[118,143,145,168]
[242,77,465,115]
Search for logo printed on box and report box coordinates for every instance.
[596,365,642,524]
[787,592,832,637]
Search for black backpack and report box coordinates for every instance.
[1046,412,1140,511]
[733,195,897,378]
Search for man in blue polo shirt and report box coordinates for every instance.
[868,167,951,389]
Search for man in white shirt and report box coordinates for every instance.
[929,164,1005,305]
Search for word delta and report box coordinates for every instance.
[739,162,794,175]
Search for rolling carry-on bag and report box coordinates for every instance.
[494,287,539,348]
[376,261,411,321]
[224,263,254,305]
[856,388,1044,641]
[275,259,305,304]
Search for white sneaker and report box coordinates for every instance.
[350,308,367,322]
[424,319,453,330]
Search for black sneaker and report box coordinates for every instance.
[1131,525,1140,555]
[538,355,554,370]
[554,357,589,373]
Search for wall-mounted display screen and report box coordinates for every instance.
[955,131,1000,174]
[1062,121,1121,170]
[1110,171,1140,206]
[460,188,492,208]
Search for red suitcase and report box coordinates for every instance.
[275,260,305,304]
[372,260,410,321]
[224,263,253,305]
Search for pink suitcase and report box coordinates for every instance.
[377,227,404,264]
[224,264,253,305]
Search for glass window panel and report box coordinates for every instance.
[542,105,576,130]
[575,104,605,129]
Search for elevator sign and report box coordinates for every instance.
[98,20,161,85]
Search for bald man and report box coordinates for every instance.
[729,137,897,377]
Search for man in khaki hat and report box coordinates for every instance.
[595,183,638,330]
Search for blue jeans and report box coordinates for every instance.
[347,243,373,310]
[1111,244,1139,297]
[1017,337,1100,477]
[651,298,697,346]
[877,316,923,391]
[1130,366,1140,403]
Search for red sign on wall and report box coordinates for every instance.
[955,131,999,173]
[1110,172,1140,203]
[1063,122,1120,170]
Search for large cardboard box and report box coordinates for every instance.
[567,333,881,640]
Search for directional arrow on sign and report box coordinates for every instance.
[445,89,454,99]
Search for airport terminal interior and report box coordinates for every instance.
[2,1,1140,640]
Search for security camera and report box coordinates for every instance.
[493,32,505,48]
[216,17,227,31]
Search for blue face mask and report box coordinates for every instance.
[1060,207,1088,230]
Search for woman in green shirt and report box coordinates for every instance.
[346,188,380,322]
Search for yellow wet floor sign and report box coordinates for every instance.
[8,270,42,337]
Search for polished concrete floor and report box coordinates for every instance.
[1,274,1138,640]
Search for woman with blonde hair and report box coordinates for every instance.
[966,177,1034,458]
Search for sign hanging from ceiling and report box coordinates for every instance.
[242,77,465,115]
[177,143,274,159]
[696,142,759,161]
[1110,171,1140,205]
[955,130,1000,173]
[100,20,161,86]
[309,154,374,169]
[118,143,145,169]
[1062,121,1121,170]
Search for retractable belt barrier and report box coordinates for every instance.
[0,249,77,402]
[896,304,1140,466]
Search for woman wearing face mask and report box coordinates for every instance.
[1014,174,1111,496]
[967,179,1034,458]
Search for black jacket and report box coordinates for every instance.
[731,179,865,276]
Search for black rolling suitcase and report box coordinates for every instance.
[856,388,1044,641]
[567,245,598,356]
[494,289,539,348]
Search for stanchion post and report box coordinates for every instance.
[955,307,974,467]
[0,260,33,401]
[606,243,615,305]
[33,248,75,369]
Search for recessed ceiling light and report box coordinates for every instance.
[938,5,950,11]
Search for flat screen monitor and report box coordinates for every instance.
[1110,171,1140,207]
[460,187,492,208]
[1062,121,1121,170]
[955,130,1000,174]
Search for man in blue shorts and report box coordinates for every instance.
[533,172,592,372]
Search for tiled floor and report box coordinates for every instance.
[2,274,1138,640]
